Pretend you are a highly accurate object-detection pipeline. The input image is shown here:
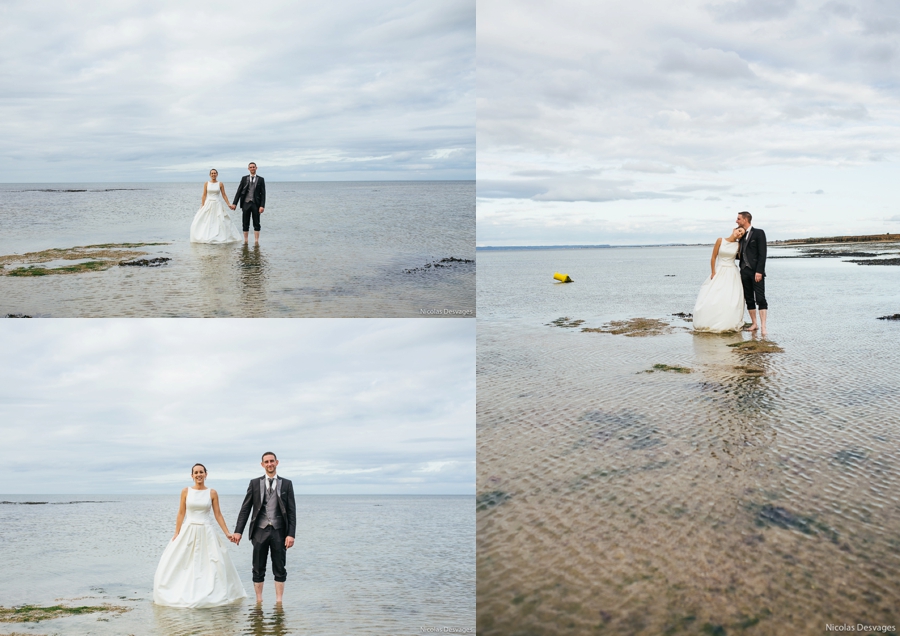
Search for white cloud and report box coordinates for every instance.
[0,0,474,182]
[476,0,900,245]
[0,319,475,494]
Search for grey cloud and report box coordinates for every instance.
[478,177,676,203]
[887,215,900,222]
[709,0,797,22]
[621,161,676,173]
[667,184,734,193]
[821,2,857,19]
[658,41,756,79]
[863,16,900,35]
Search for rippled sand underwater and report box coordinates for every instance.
[477,247,900,635]
[0,182,474,317]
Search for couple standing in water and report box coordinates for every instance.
[190,162,266,245]
[693,211,769,336]
[152,452,296,608]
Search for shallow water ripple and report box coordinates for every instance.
[0,182,474,317]
[477,247,900,635]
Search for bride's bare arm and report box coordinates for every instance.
[210,489,234,540]
[201,183,207,206]
[219,183,235,209]
[710,238,722,279]
[173,488,188,540]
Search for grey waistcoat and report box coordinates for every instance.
[257,477,283,529]
[245,176,257,204]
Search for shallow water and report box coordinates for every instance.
[0,182,474,317]
[0,494,473,636]
[476,246,900,635]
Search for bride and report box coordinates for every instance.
[153,463,247,608]
[692,226,746,333]
[190,169,242,244]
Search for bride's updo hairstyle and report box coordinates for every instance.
[191,463,207,474]
[209,169,218,176]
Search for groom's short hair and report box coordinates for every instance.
[738,211,752,222]
[248,162,257,168]
[262,451,277,461]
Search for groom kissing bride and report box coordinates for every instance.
[693,211,768,336]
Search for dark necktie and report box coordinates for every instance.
[267,478,274,496]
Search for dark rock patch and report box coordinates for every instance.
[877,314,900,320]
[476,490,512,511]
[547,317,584,328]
[119,257,171,267]
[404,257,474,274]
[848,258,900,266]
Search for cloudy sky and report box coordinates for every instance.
[477,0,900,245]
[0,319,474,495]
[0,0,474,182]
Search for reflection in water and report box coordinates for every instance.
[191,243,241,316]
[246,604,290,636]
[692,331,777,417]
[153,601,244,636]
[238,244,268,317]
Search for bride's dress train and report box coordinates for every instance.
[693,238,745,333]
[153,488,246,608]
[190,182,242,244]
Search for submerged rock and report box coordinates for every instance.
[403,257,474,274]
[0,604,129,623]
[476,490,512,511]
[848,258,900,266]
[877,314,900,321]
[583,317,673,337]
[0,243,170,276]
[643,363,692,374]
[547,317,585,328]
[119,257,171,267]
[728,340,784,353]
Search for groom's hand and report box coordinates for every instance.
[755,273,763,282]
[259,207,264,214]
[232,532,241,545]
[285,536,295,549]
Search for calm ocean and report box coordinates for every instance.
[0,494,473,636]
[477,244,900,635]
[0,181,474,318]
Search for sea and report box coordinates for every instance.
[0,494,474,636]
[477,244,900,635]
[0,182,474,318]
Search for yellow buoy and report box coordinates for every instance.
[553,272,573,283]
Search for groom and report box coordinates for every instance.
[232,162,266,245]
[735,211,768,336]
[233,452,297,604]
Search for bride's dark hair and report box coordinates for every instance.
[209,168,218,174]
[191,463,207,474]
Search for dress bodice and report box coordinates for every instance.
[716,238,739,267]
[184,488,212,525]
[206,182,222,198]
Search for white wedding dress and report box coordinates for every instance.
[153,488,247,608]
[190,182,242,244]
[692,238,745,333]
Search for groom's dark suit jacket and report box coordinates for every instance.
[232,175,266,209]
[740,227,767,276]
[234,475,297,543]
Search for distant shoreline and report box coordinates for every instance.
[478,233,900,251]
